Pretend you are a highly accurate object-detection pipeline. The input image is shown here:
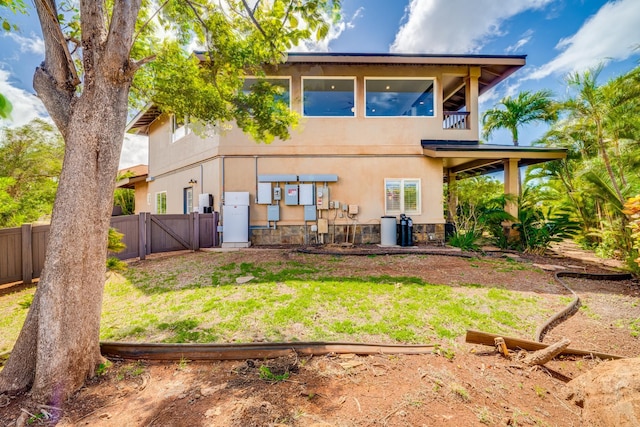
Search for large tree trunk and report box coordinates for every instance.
[0,0,141,403]
[0,80,130,403]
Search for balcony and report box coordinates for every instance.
[443,111,470,130]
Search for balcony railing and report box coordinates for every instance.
[443,111,470,130]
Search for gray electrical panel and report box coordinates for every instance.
[267,205,280,221]
[299,183,315,206]
[284,184,299,205]
[257,182,272,204]
[304,205,317,221]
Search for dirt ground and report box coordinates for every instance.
[1,244,639,427]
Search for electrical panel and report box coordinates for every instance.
[304,205,317,221]
[267,205,280,221]
[317,218,329,234]
[299,183,315,206]
[273,187,282,200]
[284,184,299,205]
[349,204,359,215]
[316,185,330,210]
[257,183,272,204]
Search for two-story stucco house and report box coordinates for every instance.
[127,52,565,246]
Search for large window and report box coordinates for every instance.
[366,78,434,117]
[385,179,420,215]
[156,191,167,214]
[171,115,191,142]
[242,77,291,107]
[302,78,355,117]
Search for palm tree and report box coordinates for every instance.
[482,90,558,146]
[563,67,625,205]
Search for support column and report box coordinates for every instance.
[447,170,457,223]
[503,158,519,218]
[467,67,481,132]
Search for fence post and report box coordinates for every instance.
[192,212,200,251]
[21,224,33,285]
[138,213,146,260]
[146,212,152,255]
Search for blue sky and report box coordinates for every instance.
[1,0,639,167]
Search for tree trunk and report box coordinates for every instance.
[0,79,130,404]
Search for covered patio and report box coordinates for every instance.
[421,140,567,218]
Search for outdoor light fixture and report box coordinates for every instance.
[189,179,197,185]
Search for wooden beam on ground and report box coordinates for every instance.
[465,330,624,360]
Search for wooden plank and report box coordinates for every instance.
[21,224,33,285]
[465,329,624,360]
[192,212,199,251]
[150,215,190,250]
[31,224,50,278]
[0,228,24,284]
[138,213,146,260]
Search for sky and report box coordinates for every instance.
[1,0,639,168]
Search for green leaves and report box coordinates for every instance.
[131,0,340,143]
[0,94,12,119]
[0,119,64,228]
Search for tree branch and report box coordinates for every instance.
[241,0,268,39]
[105,0,143,81]
[33,66,73,137]
[133,0,170,45]
[34,0,80,88]
[130,54,157,74]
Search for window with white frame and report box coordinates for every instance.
[365,78,434,117]
[385,179,420,215]
[156,191,167,214]
[242,77,291,108]
[302,77,355,117]
[171,115,191,142]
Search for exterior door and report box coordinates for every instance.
[183,187,193,214]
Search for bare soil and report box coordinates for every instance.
[1,244,639,427]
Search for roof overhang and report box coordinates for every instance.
[126,104,161,135]
[116,165,149,189]
[127,52,526,134]
[421,140,567,179]
[283,52,526,98]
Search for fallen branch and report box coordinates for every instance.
[465,330,624,360]
[523,338,571,366]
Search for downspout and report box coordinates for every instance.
[200,164,203,195]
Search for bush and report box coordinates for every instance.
[448,230,481,251]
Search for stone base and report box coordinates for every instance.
[250,223,445,246]
[221,241,252,248]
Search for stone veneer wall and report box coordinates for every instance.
[250,223,445,246]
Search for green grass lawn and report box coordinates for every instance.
[0,256,554,353]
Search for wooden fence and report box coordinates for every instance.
[0,212,219,286]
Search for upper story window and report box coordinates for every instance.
[242,77,291,108]
[171,115,191,142]
[385,178,421,215]
[302,77,355,117]
[365,78,434,117]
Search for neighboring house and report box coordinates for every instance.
[115,164,149,215]
[127,53,565,246]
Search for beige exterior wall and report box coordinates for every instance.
[133,181,149,214]
[145,62,483,240]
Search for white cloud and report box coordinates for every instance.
[0,69,48,127]
[3,32,45,55]
[120,133,149,169]
[527,0,640,80]
[291,7,364,52]
[505,29,534,53]
[390,0,553,53]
